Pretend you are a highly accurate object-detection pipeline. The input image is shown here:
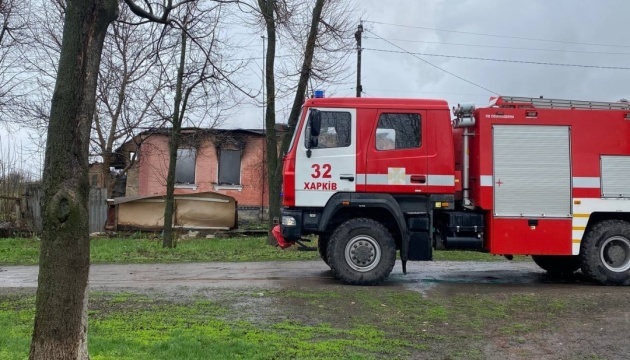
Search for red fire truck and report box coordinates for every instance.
[273,95,630,286]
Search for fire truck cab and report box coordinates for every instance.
[276,95,630,286]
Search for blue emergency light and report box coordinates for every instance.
[314,90,325,98]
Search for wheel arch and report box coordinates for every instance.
[318,193,408,258]
[584,212,630,235]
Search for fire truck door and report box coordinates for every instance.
[294,108,357,207]
[493,125,571,217]
[364,110,428,194]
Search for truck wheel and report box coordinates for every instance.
[317,235,329,265]
[531,255,580,276]
[580,220,630,285]
[326,218,396,285]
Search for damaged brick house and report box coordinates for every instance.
[111,127,280,223]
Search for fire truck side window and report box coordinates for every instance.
[375,113,421,150]
[304,111,351,149]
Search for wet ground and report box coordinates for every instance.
[2,261,629,359]
[0,260,554,292]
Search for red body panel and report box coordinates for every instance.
[354,107,373,193]
[572,188,600,198]
[487,217,572,255]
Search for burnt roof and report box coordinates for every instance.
[110,126,287,168]
[135,127,267,137]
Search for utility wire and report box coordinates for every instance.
[364,47,630,70]
[365,29,498,95]
[357,88,490,97]
[363,36,630,56]
[231,54,293,62]
[365,20,630,48]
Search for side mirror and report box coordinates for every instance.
[306,109,321,158]
[309,109,321,137]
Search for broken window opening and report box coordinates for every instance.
[175,148,196,185]
[218,149,242,185]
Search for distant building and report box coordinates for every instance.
[112,127,283,223]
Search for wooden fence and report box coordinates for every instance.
[24,184,42,232]
[20,186,108,234]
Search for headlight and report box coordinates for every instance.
[282,216,297,226]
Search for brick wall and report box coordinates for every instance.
[134,133,268,211]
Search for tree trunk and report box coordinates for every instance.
[270,0,325,236]
[162,27,188,248]
[279,0,324,157]
[30,1,117,359]
[258,0,279,244]
[101,161,115,196]
[161,127,181,248]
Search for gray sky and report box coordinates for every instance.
[233,0,630,129]
[5,0,630,175]
[352,0,630,106]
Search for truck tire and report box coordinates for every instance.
[326,218,396,285]
[580,219,630,285]
[317,235,329,265]
[531,255,580,276]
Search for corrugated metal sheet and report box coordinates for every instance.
[24,186,108,233]
[89,188,108,233]
[493,125,571,217]
[601,156,630,197]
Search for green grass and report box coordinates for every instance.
[0,292,416,360]
[0,288,600,360]
[0,237,320,266]
[0,236,526,266]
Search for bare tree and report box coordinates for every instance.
[0,0,31,131]
[257,0,282,241]
[156,2,245,248]
[29,1,203,358]
[20,0,63,135]
[29,1,117,358]
[92,6,166,196]
[23,2,167,193]
[256,0,355,241]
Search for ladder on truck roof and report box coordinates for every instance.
[494,96,630,110]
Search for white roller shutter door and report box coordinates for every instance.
[601,156,630,197]
[493,125,571,217]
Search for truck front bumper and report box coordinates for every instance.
[279,208,303,241]
[271,225,294,249]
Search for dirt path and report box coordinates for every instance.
[0,260,545,292]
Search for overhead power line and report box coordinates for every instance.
[232,54,293,62]
[365,29,498,95]
[365,20,630,48]
[359,88,490,97]
[364,47,630,70]
[363,36,630,56]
